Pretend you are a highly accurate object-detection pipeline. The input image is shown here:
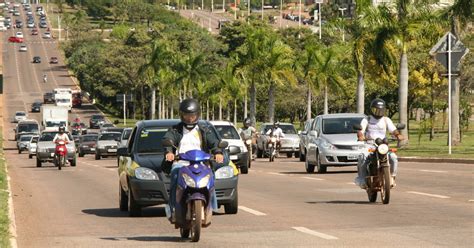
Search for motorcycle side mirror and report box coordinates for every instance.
[396,123,406,130]
[218,141,228,149]
[353,124,362,131]
[228,145,241,155]
[309,130,317,137]
[163,139,174,147]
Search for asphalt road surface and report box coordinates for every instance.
[2,5,473,248]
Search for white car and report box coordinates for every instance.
[14,111,27,123]
[27,22,34,28]
[19,45,27,51]
[43,32,51,39]
[15,31,23,38]
[210,120,250,174]
[27,135,39,159]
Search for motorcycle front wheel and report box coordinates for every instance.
[381,166,391,204]
[190,200,202,242]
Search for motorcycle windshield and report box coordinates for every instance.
[179,150,211,162]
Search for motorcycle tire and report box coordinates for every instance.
[180,228,190,238]
[190,200,202,242]
[381,166,391,204]
[367,189,377,202]
[58,157,62,170]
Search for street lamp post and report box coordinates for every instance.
[318,2,321,40]
[338,7,347,42]
[280,0,282,28]
[298,0,301,28]
[261,0,263,20]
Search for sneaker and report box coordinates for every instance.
[391,176,396,188]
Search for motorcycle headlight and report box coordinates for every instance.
[377,144,389,155]
[321,140,335,150]
[215,166,234,179]
[135,167,159,180]
[271,137,277,142]
[198,175,211,188]
[182,173,196,187]
[245,139,252,145]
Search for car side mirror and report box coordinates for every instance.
[228,145,241,155]
[309,130,317,137]
[353,124,362,131]
[301,131,307,135]
[218,141,228,149]
[117,147,128,157]
[396,123,406,130]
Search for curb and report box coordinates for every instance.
[399,157,474,164]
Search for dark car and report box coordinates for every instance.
[31,29,38,35]
[16,22,22,28]
[43,92,54,104]
[32,56,41,63]
[30,101,42,112]
[39,21,47,28]
[70,122,87,135]
[77,134,98,157]
[117,119,239,217]
[49,56,58,64]
[89,114,105,129]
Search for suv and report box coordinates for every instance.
[43,92,54,103]
[89,114,105,129]
[14,119,40,141]
[298,118,314,161]
[36,131,77,167]
[305,113,366,173]
[117,119,239,217]
[210,121,249,174]
[256,123,300,158]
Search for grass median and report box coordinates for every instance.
[0,130,11,247]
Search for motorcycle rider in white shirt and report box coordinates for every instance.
[354,99,404,189]
[53,126,70,143]
[266,121,285,154]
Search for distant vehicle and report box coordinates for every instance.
[27,135,39,159]
[41,105,68,131]
[36,131,77,168]
[43,32,51,39]
[119,128,132,148]
[30,101,42,112]
[14,119,40,141]
[15,31,23,38]
[13,11,20,16]
[72,92,82,107]
[43,92,55,104]
[32,56,41,63]
[14,111,27,123]
[31,29,38,35]
[27,21,34,28]
[95,132,121,160]
[77,134,99,157]
[298,118,314,161]
[19,45,27,52]
[39,21,47,28]
[99,123,115,130]
[17,134,34,154]
[70,122,87,135]
[89,114,105,129]
[8,36,23,43]
[256,123,300,158]
[49,56,58,64]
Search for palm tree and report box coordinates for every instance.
[296,43,319,121]
[174,50,210,98]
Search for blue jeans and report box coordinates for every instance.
[169,162,218,213]
[355,151,398,186]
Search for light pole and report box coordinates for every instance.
[338,7,346,42]
[298,0,301,28]
[280,0,282,28]
[261,0,263,20]
[317,0,322,40]
[248,0,250,23]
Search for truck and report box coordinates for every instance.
[41,105,69,131]
[55,92,72,111]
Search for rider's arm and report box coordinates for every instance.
[385,117,403,140]
[52,134,59,143]
[358,118,368,141]
[163,127,177,161]
[279,128,285,138]
[266,129,271,135]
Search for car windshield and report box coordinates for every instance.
[20,135,32,141]
[39,132,57,141]
[280,125,297,134]
[16,112,26,116]
[99,133,121,141]
[122,129,132,140]
[82,136,97,142]
[92,115,104,120]
[45,121,66,127]
[215,125,240,139]
[56,99,69,103]
[136,127,168,154]
[18,124,38,132]
[322,117,364,134]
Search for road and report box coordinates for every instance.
[2,5,473,248]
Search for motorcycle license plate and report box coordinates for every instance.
[50,153,55,157]
[91,148,95,151]
[230,155,238,160]
[108,149,117,153]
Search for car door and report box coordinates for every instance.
[119,127,137,191]
[307,117,321,164]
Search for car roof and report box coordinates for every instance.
[209,120,234,126]
[261,122,294,126]
[18,119,38,124]
[318,113,367,119]
[135,119,213,128]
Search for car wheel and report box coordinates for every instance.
[286,153,292,158]
[78,152,84,157]
[299,149,306,162]
[29,154,32,159]
[128,187,142,217]
[95,152,101,160]
[294,151,300,158]
[305,157,315,173]
[240,162,249,174]
[70,156,77,167]
[18,149,21,154]
[36,158,42,167]
[256,146,263,158]
[316,152,327,173]
[119,183,128,211]
[224,189,238,214]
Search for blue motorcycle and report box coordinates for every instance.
[175,149,214,242]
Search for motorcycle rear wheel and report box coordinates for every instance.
[190,200,202,242]
[180,228,190,238]
[381,167,391,204]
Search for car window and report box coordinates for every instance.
[314,118,321,132]
[215,125,240,139]
[136,127,168,154]
[322,117,364,134]
[31,137,38,143]
[82,136,97,142]
[92,115,104,120]
[122,129,132,140]
[16,112,26,116]
[280,125,297,134]
[18,123,38,132]
[128,127,137,152]
[20,135,32,141]
[99,133,121,141]
[39,132,57,141]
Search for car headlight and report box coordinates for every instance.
[377,144,389,155]
[38,148,47,153]
[215,166,234,179]
[198,175,211,188]
[135,167,159,180]
[182,173,196,187]
[245,139,252,145]
[321,140,335,150]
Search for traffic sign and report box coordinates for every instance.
[429,32,469,70]
[116,94,133,102]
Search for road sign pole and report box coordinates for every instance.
[318,3,321,40]
[123,94,126,126]
[448,33,452,155]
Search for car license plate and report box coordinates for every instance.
[108,149,117,153]
[50,153,55,157]
[348,155,358,160]
[230,155,238,160]
[91,148,95,151]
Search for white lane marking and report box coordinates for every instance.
[301,176,325,181]
[292,227,338,240]
[268,172,284,176]
[406,191,450,199]
[238,206,267,216]
[346,182,355,185]
[420,170,447,173]
[468,200,474,202]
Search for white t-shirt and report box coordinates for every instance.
[53,133,70,143]
[361,116,396,140]
[266,127,285,140]
[178,126,202,154]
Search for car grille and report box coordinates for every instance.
[337,156,358,162]
[216,188,233,198]
[140,190,165,200]
[47,148,55,153]
[335,145,359,150]
[105,145,117,150]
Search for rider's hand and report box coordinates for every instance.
[396,134,404,141]
[165,153,175,161]
[215,154,224,163]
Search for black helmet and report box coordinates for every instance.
[370,98,386,119]
[59,126,65,133]
[179,98,200,130]
[243,117,252,128]
[273,121,280,128]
